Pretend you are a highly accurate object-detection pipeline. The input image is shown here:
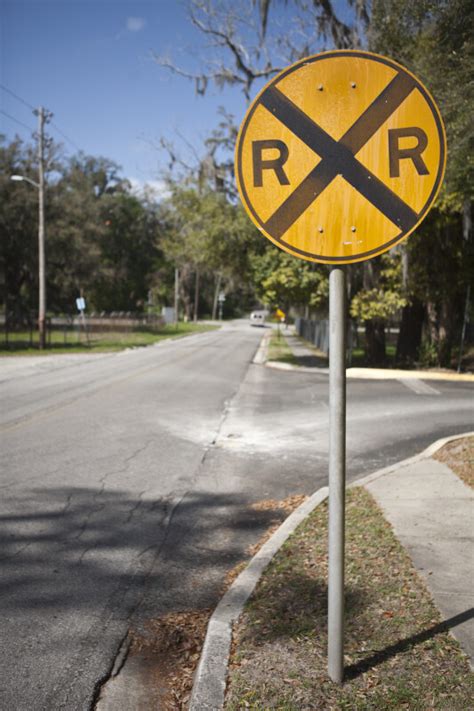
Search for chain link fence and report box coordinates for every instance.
[1,312,166,349]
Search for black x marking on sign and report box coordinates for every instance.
[258,72,420,240]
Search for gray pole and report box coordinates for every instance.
[174,267,179,326]
[328,266,346,684]
[194,269,200,323]
[37,107,46,349]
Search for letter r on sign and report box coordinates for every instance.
[252,140,290,187]
[388,127,429,178]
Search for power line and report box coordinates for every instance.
[0,83,81,153]
[0,83,35,111]
[50,120,81,152]
[0,109,35,133]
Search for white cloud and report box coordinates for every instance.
[126,17,146,32]
[127,177,170,201]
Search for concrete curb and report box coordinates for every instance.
[189,486,329,711]
[346,367,474,382]
[189,431,474,711]
[266,360,474,382]
[252,331,271,365]
[266,360,329,374]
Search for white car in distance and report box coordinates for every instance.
[250,310,266,327]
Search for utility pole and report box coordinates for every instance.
[34,106,52,349]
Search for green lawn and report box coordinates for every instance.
[349,344,397,367]
[267,329,299,365]
[0,322,218,355]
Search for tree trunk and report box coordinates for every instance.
[212,273,222,321]
[438,301,455,367]
[426,301,439,351]
[179,265,193,322]
[396,298,424,364]
[364,319,386,365]
[361,260,386,364]
[193,270,200,323]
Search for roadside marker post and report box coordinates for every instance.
[235,50,446,683]
[75,296,89,343]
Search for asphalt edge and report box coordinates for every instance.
[189,430,474,711]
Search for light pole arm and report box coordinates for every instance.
[10,174,40,190]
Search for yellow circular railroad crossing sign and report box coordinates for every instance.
[235,50,446,264]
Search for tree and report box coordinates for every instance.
[156,0,369,100]
[154,0,369,320]
[2,139,167,320]
[350,252,406,364]
[253,248,329,316]
[45,154,113,312]
[0,136,38,324]
[94,192,162,311]
[159,184,258,319]
[370,0,474,366]
[152,0,472,363]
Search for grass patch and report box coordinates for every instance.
[456,344,474,372]
[348,344,397,367]
[267,330,299,366]
[225,486,473,709]
[294,335,329,364]
[434,436,474,490]
[0,322,217,356]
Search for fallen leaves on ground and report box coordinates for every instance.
[433,436,474,489]
[223,495,308,590]
[129,609,211,710]
[225,485,474,710]
[125,493,309,709]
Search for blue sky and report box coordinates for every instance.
[0,0,357,192]
[0,0,247,190]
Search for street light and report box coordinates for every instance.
[10,171,46,349]
[11,174,40,189]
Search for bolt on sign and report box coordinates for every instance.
[235,50,446,264]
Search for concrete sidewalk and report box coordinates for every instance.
[365,455,474,664]
[190,434,474,709]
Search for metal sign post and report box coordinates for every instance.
[328,267,346,683]
[76,297,89,343]
[218,292,226,321]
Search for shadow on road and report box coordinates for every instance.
[0,485,293,618]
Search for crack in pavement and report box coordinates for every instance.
[90,375,255,707]
[1,440,156,564]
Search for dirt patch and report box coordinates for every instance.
[124,609,212,710]
[433,436,474,489]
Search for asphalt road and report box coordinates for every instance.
[1,321,473,710]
